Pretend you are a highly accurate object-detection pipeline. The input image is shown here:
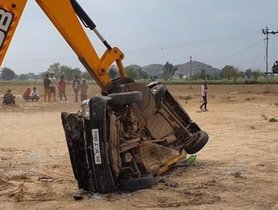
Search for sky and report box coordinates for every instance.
[2,0,278,74]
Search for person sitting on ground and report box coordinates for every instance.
[30,87,40,102]
[23,88,31,102]
[2,89,16,105]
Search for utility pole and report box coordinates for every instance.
[189,56,192,89]
[262,27,278,91]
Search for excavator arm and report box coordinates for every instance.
[0,0,126,90]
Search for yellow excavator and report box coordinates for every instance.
[0,0,208,193]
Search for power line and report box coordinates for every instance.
[208,39,264,62]
[126,33,261,54]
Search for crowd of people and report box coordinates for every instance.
[3,74,208,112]
[2,74,88,105]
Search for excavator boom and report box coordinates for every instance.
[0,0,209,194]
[0,0,126,90]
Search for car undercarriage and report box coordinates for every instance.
[61,81,208,193]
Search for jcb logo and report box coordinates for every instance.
[0,8,13,48]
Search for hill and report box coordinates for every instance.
[127,61,221,78]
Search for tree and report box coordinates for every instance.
[125,66,138,79]
[252,70,263,82]
[108,65,118,79]
[162,61,177,80]
[137,69,149,80]
[72,68,82,78]
[245,69,252,79]
[18,74,28,80]
[1,67,16,80]
[200,69,207,80]
[58,65,81,81]
[222,65,235,80]
[81,71,92,80]
[48,63,61,75]
[178,73,183,79]
[231,68,240,83]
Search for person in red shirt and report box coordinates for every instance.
[58,75,68,103]
[23,87,31,102]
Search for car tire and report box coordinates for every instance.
[186,131,209,154]
[108,91,142,105]
[118,174,154,191]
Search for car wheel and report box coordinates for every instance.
[185,131,209,154]
[108,91,142,105]
[118,174,154,191]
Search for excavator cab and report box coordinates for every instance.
[1,0,209,193]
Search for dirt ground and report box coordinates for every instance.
[0,84,277,210]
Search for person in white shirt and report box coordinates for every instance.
[200,81,208,111]
[30,87,40,102]
[49,73,57,101]
[72,75,80,103]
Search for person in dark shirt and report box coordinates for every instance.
[44,74,51,102]
[3,89,16,105]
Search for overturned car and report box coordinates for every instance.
[61,81,208,193]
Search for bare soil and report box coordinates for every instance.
[0,84,277,210]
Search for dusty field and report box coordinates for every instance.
[0,84,277,210]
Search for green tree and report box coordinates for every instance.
[200,69,207,80]
[137,69,149,80]
[48,63,61,75]
[125,66,138,79]
[81,71,92,80]
[72,68,82,78]
[18,74,28,80]
[178,73,183,79]
[231,68,240,83]
[245,69,252,79]
[108,65,118,79]
[60,65,74,80]
[1,67,16,80]
[252,70,263,82]
[222,65,235,80]
[162,61,177,80]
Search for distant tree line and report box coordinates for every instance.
[0,63,92,81]
[191,65,265,83]
[0,62,269,83]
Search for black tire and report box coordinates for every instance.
[119,174,154,191]
[185,131,209,154]
[108,91,142,105]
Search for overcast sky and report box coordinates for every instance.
[2,0,278,74]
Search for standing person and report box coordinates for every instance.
[80,79,88,102]
[58,75,68,103]
[200,81,208,111]
[30,87,40,102]
[72,75,80,103]
[49,73,57,101]
[2,89,16,105]
[44,74,51,102]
